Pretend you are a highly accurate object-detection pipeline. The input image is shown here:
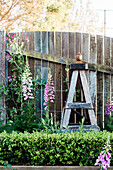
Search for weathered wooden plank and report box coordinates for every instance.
[55,63,62,122]
[0,31,6,122]
[97,35,103,65]
[34,31,42,52]
[70,63,88,70]
[89,34,97,121]
[104,36,110,66]
[27,32,34,51]
[76,32,81,54]
[62,71,78,128]
[21,32,29,51]
[62,32,69,58]
[75,72,82,124]
[89,71,97,115]
[69,32,75,59]
[35,59,42,117]
[55,32,62,57]
[23,51,113,74]
[42,31,49,54]
[90,35,97,64]
[62,64,68,107]
[48,32,54,56]
[67,102,93,109]
[80,71,97,125]
[28,57,35,78]
[49,61,56,124]
[97,72,104,128]
[111,75,113,117]
[104,73,110,123]
[41,60,48,116]
[82,33,90,62]
[110,37,113,67]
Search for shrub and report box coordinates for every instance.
[0,131,113,166]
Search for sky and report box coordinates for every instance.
[94,0,113,10]
[94,0,113,37]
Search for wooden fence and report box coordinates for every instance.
[1,31,113,128]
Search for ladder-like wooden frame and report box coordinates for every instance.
[61,69,97,129]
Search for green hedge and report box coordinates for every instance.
[0,131,113,166]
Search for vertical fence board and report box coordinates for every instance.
[89,35,97,122]
[41,60,48,117]
[49,62,56,123]
[111,38,113,67]
[62,32,69,58]
[82,33,90,62]
[22,32,29,50]
[42,31,49,54]
[111,75,113,117]
[104,74,110,122]
[97,35,103,65]
[48,32,54,56]
[27,32,34,51]
[35,59,42,117]
[76,32,81,54]
[104,37,110,66]
[90,35,97,64]
[55,63,62,122]
[28,57,35,78]
[34,31,42,52]
[54,32,62,57]
[97,72,103,128]
[0,31,6,122]
[69,32,75,59]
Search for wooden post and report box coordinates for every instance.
[0,31,6,123]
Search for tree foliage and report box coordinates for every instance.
[0,0,102,35]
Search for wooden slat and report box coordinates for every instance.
[48,32,54,56]
[62,64,68,107]
[49,61,56,124]
[28,57,35,78]
[55,32,62,57]
[27,32,34,51]
[35,59,42,117]
[76,32,81,54]
[97,72,103,128]
[82,33,90,62]
[62,32,69,58]
[34,31,42,52]
[62,71,78,128]
[70,63,88,70]
[104,73,110,123]
[21,32,29,51]
[111,75,113,117]
[90,35,97,64]
[69,32,75,59]
[80,71,97,125]
[41,60,48,116]
[55,63,62,122]
[89,71,97,114]
[104,36,110,66]
[97,35,103,65]
[97,36,103,127]
[89,34,97,122]
[42,31,49,54]
[0,31,6,122]
[67,102,93,109]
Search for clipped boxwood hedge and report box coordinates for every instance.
[0,131,113,166]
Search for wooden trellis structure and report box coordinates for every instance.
[0,30,113,129]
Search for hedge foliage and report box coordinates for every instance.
[0,131,113,166]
